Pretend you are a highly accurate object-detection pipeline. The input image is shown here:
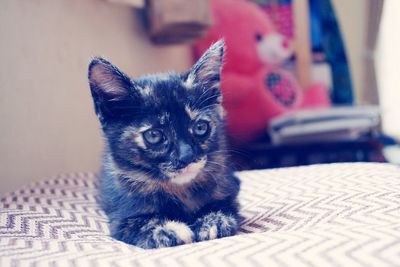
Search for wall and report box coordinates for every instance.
[331,0,367,104]
[376,0,400,140]
[0,0,369,193]
[0,0,191,193]
[333,0,400,139]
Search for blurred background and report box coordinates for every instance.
[0,0,399,193]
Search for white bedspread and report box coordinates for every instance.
[1,163,399,267]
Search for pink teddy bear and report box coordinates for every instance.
[194,0,330,144]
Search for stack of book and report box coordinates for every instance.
[230,106,386,170]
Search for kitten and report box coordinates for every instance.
[88,40,240,249]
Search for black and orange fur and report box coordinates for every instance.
[88,40,240,249]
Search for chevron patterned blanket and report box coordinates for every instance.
[1,163,399,267]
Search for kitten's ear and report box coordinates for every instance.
[88,57,136,122]
[88,57,131,101]
[186,39,225,93]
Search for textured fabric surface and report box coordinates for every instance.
[1,163,399,267]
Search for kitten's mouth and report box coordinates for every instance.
[166,157,207,185]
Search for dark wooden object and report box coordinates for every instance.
[146,0,211,44]
[229,136,387,171]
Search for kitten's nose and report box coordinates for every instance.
[177,141,195,168]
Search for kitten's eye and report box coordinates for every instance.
[193,120,210,137]
[143,129,164,145]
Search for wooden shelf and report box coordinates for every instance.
[105,0,145,8]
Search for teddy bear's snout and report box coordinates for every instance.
[256,33,293,66]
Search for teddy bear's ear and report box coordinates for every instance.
[185,39,225,92]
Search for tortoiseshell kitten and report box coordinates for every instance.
[88,40,240,249]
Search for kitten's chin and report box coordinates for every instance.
[167,158,207,185]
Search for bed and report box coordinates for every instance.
[1,163,399,267]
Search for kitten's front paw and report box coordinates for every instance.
[193,211,238,242]
[144,221,194,249]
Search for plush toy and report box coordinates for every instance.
[194,0,330,144]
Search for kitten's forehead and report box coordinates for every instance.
[158,112,169,125]
[133,71,221,123]
[136,73,194,108]
[137,72,182,90]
